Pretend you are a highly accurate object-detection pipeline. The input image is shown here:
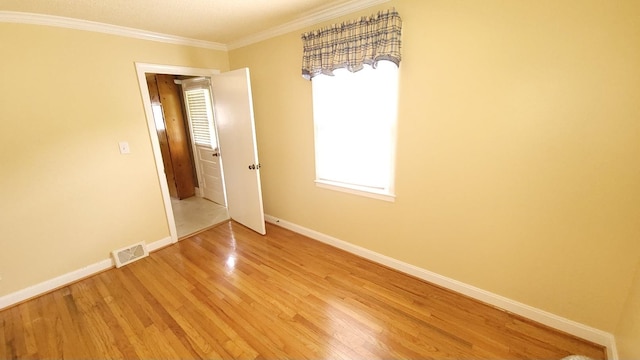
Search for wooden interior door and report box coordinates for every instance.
[154,74,196,199]
[146,74,177,198]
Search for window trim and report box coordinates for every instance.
[314,179,396,202]
[311,62,399,202]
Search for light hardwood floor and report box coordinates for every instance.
[0,221,605,359]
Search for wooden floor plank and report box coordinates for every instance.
[50,288,95,359]
[0,221,606,359]
[7,305,27,358]
[0,307,17,359]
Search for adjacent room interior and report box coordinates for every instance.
[145,72,229,238]
[0,0,638,359]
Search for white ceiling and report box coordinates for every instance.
[0,0,387,47]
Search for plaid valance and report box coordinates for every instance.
[301,9,402,80]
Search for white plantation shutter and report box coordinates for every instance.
[185,88,216,148]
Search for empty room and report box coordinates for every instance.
[0,0,638,359]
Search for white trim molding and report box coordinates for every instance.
[315,180,396,203]
[0,259,113,310]
[0,236,171,311]
[1,0,391,51]
[146,236,173,253]
[264,214,619,360]
[134,63,221,246]
[227,0,391,50]
[0,11,227,51]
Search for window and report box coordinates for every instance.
[311,60,399,201]
[184,87,216,149]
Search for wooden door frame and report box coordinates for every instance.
[135,63,220,245]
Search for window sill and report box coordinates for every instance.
[315,180,395,202]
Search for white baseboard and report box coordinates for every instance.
[0,236,173,311]
[264,214,618,360]
[0,258,114,310]
[148,236,174,252]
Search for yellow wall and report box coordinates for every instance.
[616,260,640,358]
[2,0,639,341]
[0,22,228,296]
[229,0,640,332]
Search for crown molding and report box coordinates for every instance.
[0,11,227,51]
[1,0,391,52]
[227,0,391,50]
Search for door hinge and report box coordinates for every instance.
[248,163,261,170]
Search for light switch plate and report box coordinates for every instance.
[119,141,130,154]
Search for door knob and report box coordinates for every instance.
[212,152,219,157]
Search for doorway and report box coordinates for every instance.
[135,63,266,244]
[145,71,229,238]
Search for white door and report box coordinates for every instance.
[182,81,226,205]
[211,68,266,235]
[195,145,225,205]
